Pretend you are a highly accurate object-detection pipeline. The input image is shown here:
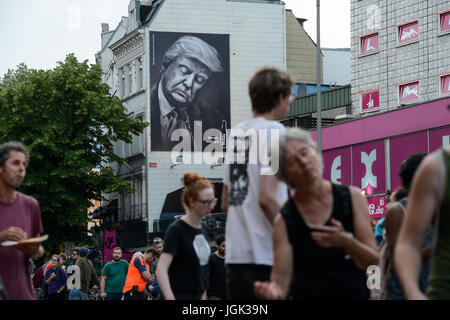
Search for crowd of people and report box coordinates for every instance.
[26,233,227,301]
[0,66,449,300]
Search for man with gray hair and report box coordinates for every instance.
[151,35,225,151]
[0,141,45,299]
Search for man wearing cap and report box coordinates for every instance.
[150,35,225,151]
[69,247,99,300]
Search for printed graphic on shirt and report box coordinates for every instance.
[193,234,211,266]
[229,135,250,206]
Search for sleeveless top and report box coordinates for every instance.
[427,149,450,299]
[280,183,369,300]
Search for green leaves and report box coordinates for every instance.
[0,54,148,251]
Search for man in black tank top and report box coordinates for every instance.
[254,127,379,300]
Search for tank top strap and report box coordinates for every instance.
[280,197,302,246]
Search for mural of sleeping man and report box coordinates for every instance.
[150,31,230,152]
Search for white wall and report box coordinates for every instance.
[144,0,287,229]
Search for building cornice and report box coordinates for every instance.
[110,29,144,60]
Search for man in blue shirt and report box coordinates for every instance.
[44,254,67,300]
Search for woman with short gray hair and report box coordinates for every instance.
[272,127,321,186]
[255,127,379,300]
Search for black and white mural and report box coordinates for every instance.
[150,31,230,152]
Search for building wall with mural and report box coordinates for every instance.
[97,0,289,235]
[144,0,287,228]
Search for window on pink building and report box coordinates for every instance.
[441,74,450,95]
[398,81,420,104]
[439,10,450,33]
[398,20,419,44]
[361,89,380,111]
[360,32,379,54]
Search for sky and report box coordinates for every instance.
[0,0,350,77]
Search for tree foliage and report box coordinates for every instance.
[0,55,148,251]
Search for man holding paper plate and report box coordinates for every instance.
[0,142,45,300]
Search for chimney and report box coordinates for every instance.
[101,23,109,33]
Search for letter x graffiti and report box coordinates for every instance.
[361,150,377,190]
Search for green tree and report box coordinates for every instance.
[0,54,148,252]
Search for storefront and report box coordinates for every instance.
[310,97,450,220]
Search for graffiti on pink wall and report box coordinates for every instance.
[322,147,352,186]
[104,230,133,263]
[390,132,428,191]
[319,126,450,194]
[352,140,386,195]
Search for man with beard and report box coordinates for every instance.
[207,234,228,300]
[100,247,129,300]
[0,142,45,300]
[150,35,224,151]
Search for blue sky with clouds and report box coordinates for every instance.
[0,0,350,77]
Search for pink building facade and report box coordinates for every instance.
[311,97,450,219]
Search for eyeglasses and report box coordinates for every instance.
[196,198,218,207]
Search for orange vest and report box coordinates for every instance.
[123,255,149,293]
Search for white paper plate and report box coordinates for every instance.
[1,234,48,247]
[1,240,19,247]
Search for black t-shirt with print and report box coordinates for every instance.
[163,219,211,299]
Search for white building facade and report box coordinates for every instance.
[97,0,287,234]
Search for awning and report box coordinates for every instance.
[116,219,148,249]
[92,198,118,219]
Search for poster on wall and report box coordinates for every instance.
[367,195,387,220]
[390,132,427,191]
[104,230,133,263]
[322,147,352,186]
[352,140,386,195]
[149,31,230,152]
[361,89,380,111]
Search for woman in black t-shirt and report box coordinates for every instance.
[156,173,216,300]
[253,127,379,300]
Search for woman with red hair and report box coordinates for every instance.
[156,173,216,300]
